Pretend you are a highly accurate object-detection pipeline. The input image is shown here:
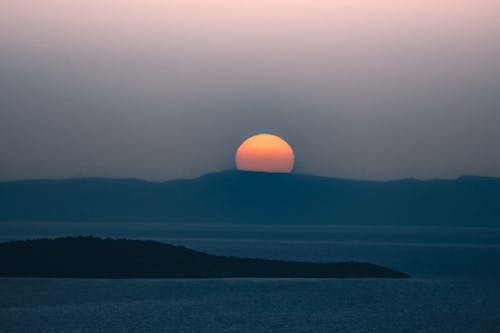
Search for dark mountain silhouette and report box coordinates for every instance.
[0,170,499,226]
[0,237,409,278]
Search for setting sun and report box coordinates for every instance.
[235,134,294,173]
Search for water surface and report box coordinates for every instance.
[1,222,499,332]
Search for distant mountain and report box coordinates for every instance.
[0,236,409,278]
[0,170,499,226]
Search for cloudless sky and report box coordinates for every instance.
[1,0,499,181]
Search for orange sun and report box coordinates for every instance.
[235,134,295,173]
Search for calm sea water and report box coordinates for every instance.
[1,222,499,332]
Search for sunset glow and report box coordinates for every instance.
[236,134,294,173]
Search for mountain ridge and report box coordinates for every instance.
[4,169,499,184]
[1,170,499,226]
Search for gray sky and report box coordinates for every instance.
[1,0,499,181]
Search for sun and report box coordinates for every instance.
[235,134,295,173]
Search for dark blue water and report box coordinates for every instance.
[1,222,499,332]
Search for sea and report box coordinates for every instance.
[0,222,499,332]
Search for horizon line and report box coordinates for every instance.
[1,169,498,184]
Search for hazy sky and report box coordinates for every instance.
[1,0,499,181]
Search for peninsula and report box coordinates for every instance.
[0,237,409,279]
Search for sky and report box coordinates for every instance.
[1,0,499,181]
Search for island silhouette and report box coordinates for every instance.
[0,237,409,279]
[1,170,499,226]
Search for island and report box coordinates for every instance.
[0,237,410,279]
